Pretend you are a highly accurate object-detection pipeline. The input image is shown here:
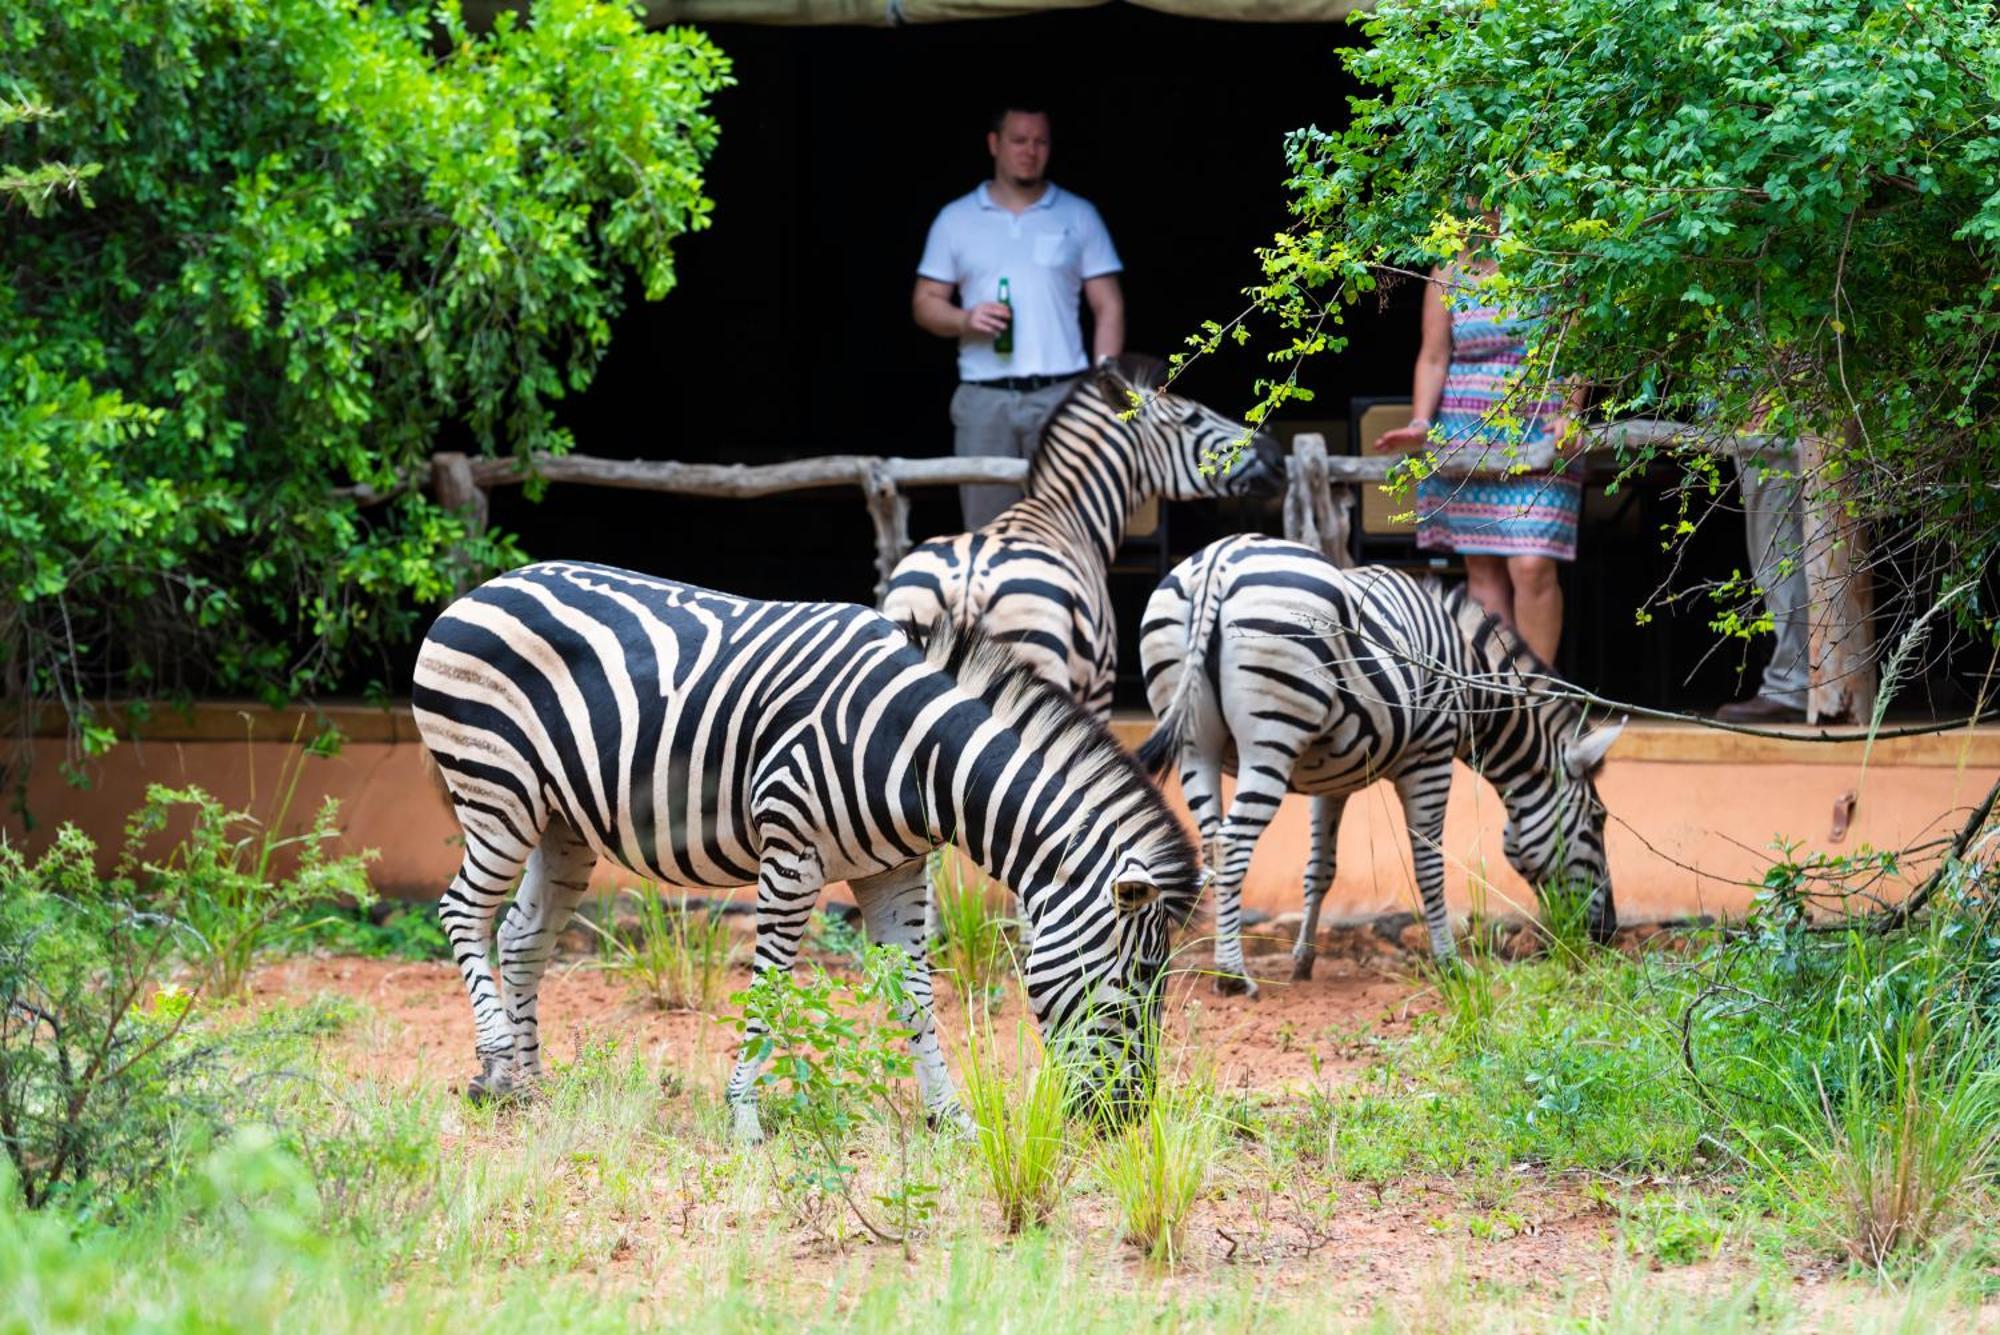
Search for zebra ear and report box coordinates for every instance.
[1565,717,1627,776]
[1111,855,1160,913]
[1092,359,1136,410]
[1113,879,1160,913]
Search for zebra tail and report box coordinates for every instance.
[1135,550,1229,781]
[1134,713,1183,780]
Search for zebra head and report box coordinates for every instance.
[908,612,1199,1119]
[1085,356,1287,502]
[1498,717,1625,943]
[1019,811,1201,1124]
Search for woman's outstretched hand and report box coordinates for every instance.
[1372,420,1433,453]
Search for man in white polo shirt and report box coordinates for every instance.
[913,104,1125,528]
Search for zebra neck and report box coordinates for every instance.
[1026,414,1155,565]
[1461,657,1563,802]
[911,721,1075,913]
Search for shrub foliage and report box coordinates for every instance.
[0,1,729,778]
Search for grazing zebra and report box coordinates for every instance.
[882,355,1285,717]
[411,560,1198,1139]
[1137,535,1622,990]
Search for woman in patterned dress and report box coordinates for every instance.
[1376,258,1583,664]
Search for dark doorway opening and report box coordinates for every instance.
[477,9,1828,715]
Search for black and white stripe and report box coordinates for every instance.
[1137,536,1622,988]
[411,561,1197,1135]
[882,356,1285,716]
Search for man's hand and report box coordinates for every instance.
[962,301,1011,339]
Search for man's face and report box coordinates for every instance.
[987,112,1051,189]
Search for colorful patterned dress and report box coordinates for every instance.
[1414,297,1582,561]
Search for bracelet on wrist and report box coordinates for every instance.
[1407,417,1433,432]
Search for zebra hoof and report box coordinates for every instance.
[1290,951,1316,983]
[466,1055,526,1106]
[730,1101,766,1148]
[1213,972,1258,998]
[926,1103,975,1139]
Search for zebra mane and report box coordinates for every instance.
[1025,354,1171,490]
[899,615,1201,923]
[1434,582,1605,767]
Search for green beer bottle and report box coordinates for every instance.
[993,276,1014,356]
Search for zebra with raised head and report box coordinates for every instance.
[882,355,1286,717]
[1137,535,1622,991]
[411,560,1198,1138]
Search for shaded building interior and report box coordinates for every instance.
[470,6,1971,715]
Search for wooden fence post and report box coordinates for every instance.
[861,460,911,606]
[1799,427,1878,724]
[432,451,489,597]
[1282,433,1356,567]
[432,452,489,538]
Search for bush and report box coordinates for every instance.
[129,774,376,997]
[0,827,207,1210]
[0,1,730,772]
[0,778,376,1212]
[284,903,449,962]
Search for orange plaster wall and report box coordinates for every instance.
[1173,759,1987,925]
[8,722,1991,925]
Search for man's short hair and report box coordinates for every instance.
[989,103,1050,134]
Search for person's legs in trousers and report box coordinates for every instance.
[1718,446,1811,721]
[953,383,1025,530]
[1006,377,1078,490]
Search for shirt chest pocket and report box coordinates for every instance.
[1032,227,1073,268]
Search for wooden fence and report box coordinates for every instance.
[349,420,1871,721]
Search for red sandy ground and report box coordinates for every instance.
[244,942,1951,1325]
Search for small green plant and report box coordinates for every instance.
[961,1015,1074,1232]
[1094,1079,1221,1266]
[1536,876,1601,966]
[806,908,869,965]
[1620,1192,1728,1268]
[734,947,938,1257]
[1428,954,1499,1055]
[931,854,1014,1004]
[1778,1007,2000,1269]
[584,886,738,1012]
[1683,851,2000,1269]
[128,762,376,997]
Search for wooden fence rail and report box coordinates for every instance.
[372,421,1869,719]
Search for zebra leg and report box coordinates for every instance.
[1210,752,1290,997]
[1395,762,1459,965]
[1173,742,1225,955]
[724,845,826,1146]
[851,861,971,1135]
[438,818,537,1104]
[1292,793,1348,982]
[494,815,596,1087]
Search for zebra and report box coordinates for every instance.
[410,560,1198,1140]
[1136,535,1622,991]
[881,355,1286,718]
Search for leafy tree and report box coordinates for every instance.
[0,1,729,785]
[1228,0,1998,670]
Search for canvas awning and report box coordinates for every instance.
[469,0,1369,26]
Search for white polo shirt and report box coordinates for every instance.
[917,182,1122,383]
